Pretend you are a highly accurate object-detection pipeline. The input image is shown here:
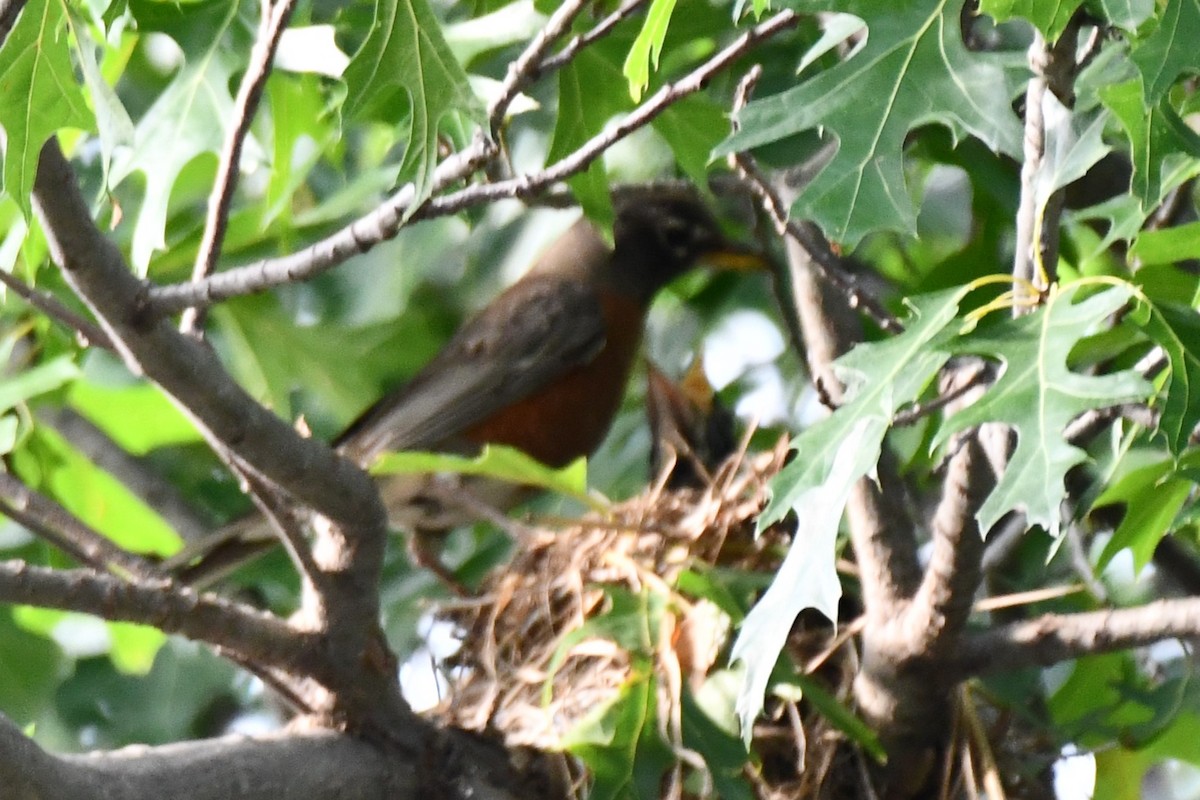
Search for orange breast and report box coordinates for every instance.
[463,292,646,467]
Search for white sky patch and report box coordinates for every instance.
[1053,746,1096,800]
[275,26,350,78]
[702,310,785,390]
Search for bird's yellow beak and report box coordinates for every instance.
[700,243,772,272]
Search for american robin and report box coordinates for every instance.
[173,187,764,587]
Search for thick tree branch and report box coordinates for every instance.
[904,435,988,657]
[32,140,405,728]
[0,715,412,800]
[182,0,299,336]
[146,9,801,315]
[32,140,382,537]
[955,598,1200,677]
[0,560,316,672]
[0,471,164,579]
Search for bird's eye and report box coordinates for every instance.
[658,214,700,261]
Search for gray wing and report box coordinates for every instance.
[334,274,606,465]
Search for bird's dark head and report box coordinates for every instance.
[611,189,766,302]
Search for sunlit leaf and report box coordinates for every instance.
[936,284,1154,537]
[0,0,96,219]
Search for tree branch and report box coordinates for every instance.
[904,434,988,657]
[487,0,591,135]
[145,9,802,315]
[32,139,383,556]
[538,0,647,73]
[0,268,114,350]
[0,560,316,672]
[0,714,413,800]
[182,0,299,336]
[1012,17,1083,306]
[955,598,1200,677]
[0,471,164,579]
[32,139,405,727]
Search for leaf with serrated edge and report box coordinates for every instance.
[623,0,677,101]
[1100,79,1200,212]
[735,287,970,738]
[717,0,1023,247]
[1131,0,1200,106]
[978,0,1083,40]
[733,416,882,742]
[1142,303,1200,454]
[108,0,255,271]
[342,0,483,210]
[0,0,95,220]
[934,284,1154,538]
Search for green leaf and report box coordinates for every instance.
[1130,0,1200,106]
[718,0,1023,247]
[69,11,134,187]
[1100,79,1200,212]
[979,0,1083,40]
[680,689,754,800]
[547,47,624,227]
[0,607,63,724]
[0,0,96,220]
[110,0,256,271]
[372,444,595,506]
[342,0,483,210]
[1140,302,1200,454]
[936,284,1154,537]
[1093,451,1200,573]
[0,354,78,414]
[1093,0,1155,31]
[652,96,727,189]
[261,74,335,229]
[19,425,183,556]
[69,380,201,455]
[1129,220,1200,266]
[107,621,168,675]
[789,672,886,761]
[733,287,970,738]
[562,671,673,800]
[623,0,678,102]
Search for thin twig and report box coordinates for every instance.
[727,70,902,335]
[0,269,114,350]
[1012,16,1083,310]
[0,472,162,580]
[538,0,648,73]
[145,9,802,316]
[488,0,591,135]
[182,0,299,336]
[893,360,989,427]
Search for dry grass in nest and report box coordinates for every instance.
[431,437,813,790]
[430,436,1064,800]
